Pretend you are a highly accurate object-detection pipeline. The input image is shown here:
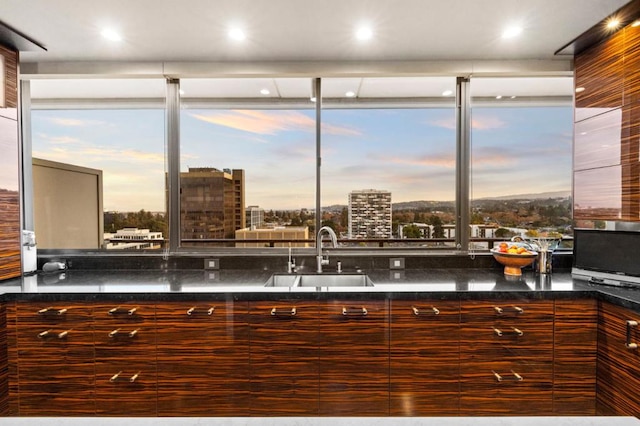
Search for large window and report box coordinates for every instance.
[470,77,574,248]
[26,75,575,252]
[30,79,166,250]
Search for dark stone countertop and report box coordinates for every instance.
[0,268,639,313]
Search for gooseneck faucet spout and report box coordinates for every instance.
[316,226,338,273]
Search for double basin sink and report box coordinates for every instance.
[264,273,374,287]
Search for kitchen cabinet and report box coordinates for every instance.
[249,300,320,416]
[390,299,459,416]
[597,300,640,416]
[553,299,597,415]
[459,300,554,415]
[14,301,94,416]
[319,299,389,416]
[156,300,249,416]
[93,302,156,416]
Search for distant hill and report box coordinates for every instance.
[322,191,570,212]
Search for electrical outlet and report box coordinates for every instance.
[390,258,405,269]
[204,259,220,270]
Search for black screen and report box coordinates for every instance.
[574,229,640,277]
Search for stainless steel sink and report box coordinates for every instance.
[264,273,374,287]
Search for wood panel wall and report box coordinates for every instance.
[574,21,640,222]
[0,44,20,281]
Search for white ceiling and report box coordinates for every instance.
[3,0,626,102]
[0,0,630,63]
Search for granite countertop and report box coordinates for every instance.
[1,268,639,312]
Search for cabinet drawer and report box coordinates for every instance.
[156,300,248,349]
[319,299,388,348]
[461,300,553,322]
[16,302,92,324]
[460,361,553,415]
[95,360,157,416]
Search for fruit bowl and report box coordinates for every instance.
[491,243,537,276]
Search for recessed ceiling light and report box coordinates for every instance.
[496,95,502,99]
[442,90,453,96]
[606,18,621,30]
[179,89,185,95]
[310,97,317,103]
[575,87,585,93]
[228,28,246,41]
[101,28,122,42]
[356,27,373,41]
[510,95,517,99]
[345,91,356,97]
[632,20,640,27]
[502,26,522,39]
[260,89,270,95]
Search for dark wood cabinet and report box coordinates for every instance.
[15,301,94,416]
[459,300,554,415]
[156,300,249,416]
[553,299,597,415]
[597,300,640,416]
[390,299,459,416]
[249,300,320,416]
[319,299,389,416]
[93,302,156,416]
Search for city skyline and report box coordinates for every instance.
[31,105,572,212]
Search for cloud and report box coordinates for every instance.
[191,110,361,136]
[35,133,82,145]
[429,115,506,130]
[46,117,105,127]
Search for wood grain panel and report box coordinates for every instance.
[0,303,8,416]
[596,300,640,416]
[5,302,18,415]
[390,299,459,416]
[460,361,553,415]
[319,299,389,416]
[249,300,319,416]
[575,28,625,109]
[156,301,249,416]
[0,45,18,108]
[553,299,597,415]
[14,302,95,415]
[623,24,640,107]
[95,360,156,416]
[93,302,155,358]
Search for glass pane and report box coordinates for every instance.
[470,77,574,247]
[321,77,457,248]
[30,79,167,250]
[179,78,315,248]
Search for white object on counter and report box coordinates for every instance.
[21,230,37,274]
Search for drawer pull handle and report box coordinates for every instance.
[108,307,138,316]
[108,328,139,338]
[494,306,524,315]
[342,307,368,316]
[492,327,523,337]
[626,320,638,350]
[38,307,67,315]
[187,307,215,316]
[493,370,523,382]
[271,307,296,317]
[412,306,439,315]
[37,330,51,339]
[57,330,70,339]
[109,371,141,383]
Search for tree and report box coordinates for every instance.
[403,224,422,238]
[495,227,514,238]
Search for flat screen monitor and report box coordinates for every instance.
[573,229,640,278]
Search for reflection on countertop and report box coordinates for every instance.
[0,268,576,294]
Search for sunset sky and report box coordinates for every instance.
[32,105,573,211]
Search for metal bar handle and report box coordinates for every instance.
[412,306,440,316]
[626,320,638,350]
[494,306,524,315]
[493,327,523,337]
[130,372,141,382]
[271,307,297,317]
[110,371,122,382]
[110,371,141,383]
[187,307,215,316]
[342,307,368,316]
[38,307,68,315]
[108,328,121,338]
[493,370,524,382]
[57,330,70,339]
[38,330,52,339]
[108,307,138,315]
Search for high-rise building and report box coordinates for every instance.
[348,189,392,239]
[246,205,264,230]
[235,226,309,248]
[180,167,245,240]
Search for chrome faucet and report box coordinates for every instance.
[316,226,338,273]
